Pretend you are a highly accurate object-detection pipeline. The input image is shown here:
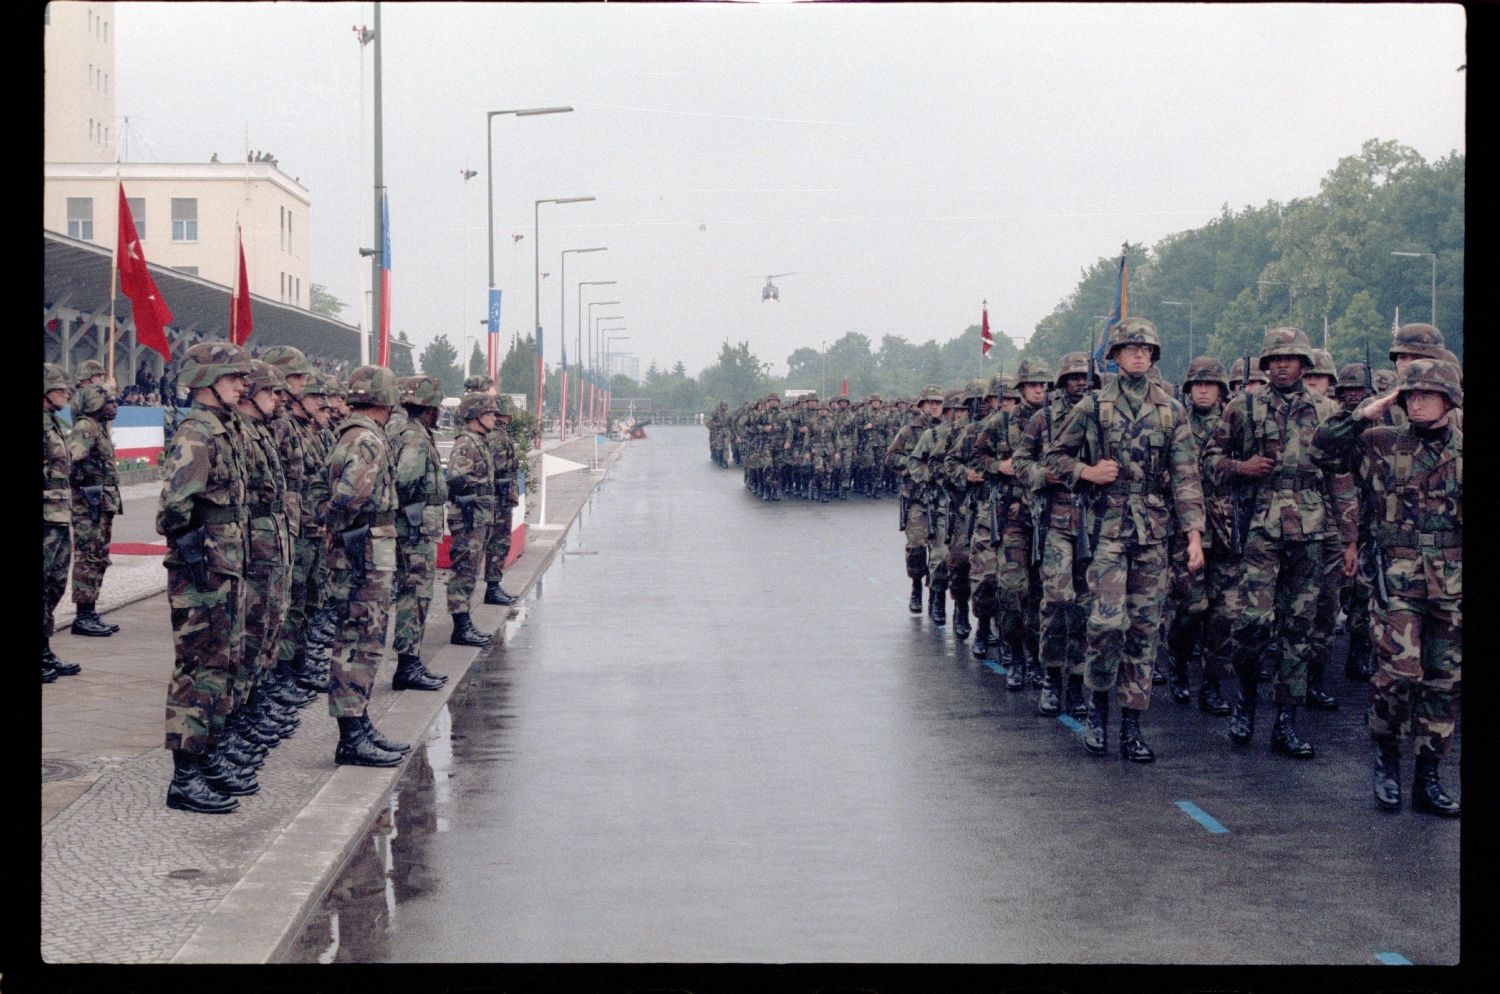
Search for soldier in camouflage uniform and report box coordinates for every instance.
[384,376,414,441]
[1203,327,1358,759]
[391,375,450,692]
[73,358,109,389]
[708,401,730,466]
[940,380,992,641]
[66,383,123,637]
[158,342,256,814]
[910,389,968,624]
[322,365,408,767]
[1044,319,1206,762]
[484,394,523,605]
[830,395,857,498]
[856,395,886,498]
[1313,358,1462,817]
[961,374,1010,656]
[1300,348,1351,711]
[989,359,1050,690]
[745,394,780,500]
[43,364,81,682]
[1335,361,1377,680]
[1165,357,1236,717]
[446,392,498,647]
[1015,353,1095,715]
[887,386,945,614]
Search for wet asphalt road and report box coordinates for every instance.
[290,425,1459,964]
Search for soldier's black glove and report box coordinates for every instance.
[339,525,371,591]
[171,527,210,591]
[455,494,478,532]
[81,485,104,526]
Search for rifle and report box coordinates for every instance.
[1361,341,1390,607]
[924,484,938,537]
[1030,401,1052,566]
[899,493,910,532]
[1229,352,1257,556]
[339,524,371,592]
[1072,355,1100,563]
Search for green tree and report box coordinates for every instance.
[468,342,486,380]
[309,283,348,320]
[389,330,416,376]
[499,335,536,409]
[698,341,768,407]
[418,333,462,397]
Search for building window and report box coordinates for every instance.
[67,198,94,240]
[103,20,109,43]
[87,10,92,34]
[287,211,293,254]
[279,206,285,250]
[88,118,94,142]
[171,198,198,241]
[295,277,301,304]
[88,63,93,87]
[173,266,198,277]
[127,197,146,239]
[281,273,287,300]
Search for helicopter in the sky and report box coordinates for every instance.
[752,272,800,302]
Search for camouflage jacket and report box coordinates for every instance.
[68,412,122,515]
[832,408,859,450]
[885,412,937,487]
[325,412,398,574]
[385,405,409,442]
[447,427,497,525]
[44,410,72,526]
[269,411,306,539]
[156,404,249,577]
[1044,375,1205,544]
[970,402,1041,530]
[1186,403,1229,552]
[236,412,290,567]
[1016,394,1083,533]
[393,417,446,543]
[1312,415,1461,580]
[485,422,521,505]
[1203,380,1354,543]
[290,411,331,537]
[810,412,839,455]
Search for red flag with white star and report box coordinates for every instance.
[117,183,173,360]
[230,225,254,346]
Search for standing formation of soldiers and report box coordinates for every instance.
[40,344,534,814]
[876,320,1461,815]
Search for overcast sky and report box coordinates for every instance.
[112,2,1466,376]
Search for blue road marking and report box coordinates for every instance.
[1175,800,1230,834]
[1374,951,1413,965]
[1057,715,1085,735]
[982,659,1006,677]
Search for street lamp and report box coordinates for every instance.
[585,295,621,427]
[485,107,572,288]
[559,247,607,440]
[578,281,617,428]
[605,333,630,422]
[533,196,594,443]
[1391,251,1437,326]
[1162,300,1194,360]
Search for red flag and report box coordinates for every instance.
[230,225,254,346]
[981,300,993,356]
[116,183,173,361]
[840,376,849,397]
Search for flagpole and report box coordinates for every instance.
[230,221,239,345]
[108,174,122,385]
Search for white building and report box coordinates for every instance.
[604,353,640,382]
[44,2,116,164]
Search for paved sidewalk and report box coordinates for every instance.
[40,433,627,965]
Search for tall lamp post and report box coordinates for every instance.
[582,292,620,426]
[460,168,478,377]
[1391,251,1437,326]
[559,247,607,440]
[605,333,630,424]
[533,197,594,444]
[1161,300,1194,362]
[1257,279,1292,335]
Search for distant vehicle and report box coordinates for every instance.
[751,271,799,302]
[783,388,816,400]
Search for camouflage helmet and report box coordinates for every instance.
[1013,357,1053,387]
[179,341,253,389]
[75,359,107,384]
[404,374,444,408]
[1394,357,1462,410]
[1107,318,1161,362]
[919,384,945,403]
[244,359,286,397]
[494,394,515,418]
[1257,326,1314,370]
[1001,374,1020,401]
[867,394,883,404]
[1308,348,1337,379]
[766,393,781,403]
[1056,351,1092,382]
[299,370,330,397]
[963,378,988,403]
[1183,356,1230,393]
[464,374,495,393]
[1246,366,1268,385]
[44,363,72,393]
[1434,347,1462,384]
[73,382,116,415]
[802,392,819,403]
[1372,368,1397,392]
[942,389,964,410]
[1389,322,1446,362]
[1335,362,1367,394]
[345,365,400,408]
[985,373,1007,399]
[458,391,497,422]
[260,345,314,379]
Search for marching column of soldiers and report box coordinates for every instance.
[43,346,529,815]
[868,320,1461,815]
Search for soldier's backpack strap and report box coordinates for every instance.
[1097,395,1116,462]
[1386,431,1419,524]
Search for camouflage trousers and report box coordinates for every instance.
[1226,531,1322,705]
[327,564,395,719]
[1084,538,1170,710]
[1340,554,1374,643]
[447,522,491,613]
[393,534,437,656]
[1309,536,1347,667]
[835,446,855,487]
[484,503,515,581]
[1176,548,1239,683]
[69,508,113,605]
[926,495,952,590]
[44,524,71,640]
[903,494,934,580]
[946,505,975,607]
[164,567,246,753]
[1040,528,1091,676]
[277,528,324,665]
[239,515,292,709]
[1368,553,1461,759]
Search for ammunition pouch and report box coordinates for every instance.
[455,493,479,532]
[401,501,426,532]
[172,527,210,591]
[339,524,372,591]
[81,485,104,525]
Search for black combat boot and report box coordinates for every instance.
[972,615,992,659]
[166,751,239,814]
[393,653,446,691]
[1269,705,1315,759]
[334,715,403,767]
[1412,755,1460,817]
[909,577,924,614]
[1167,652,1191,704]
[1344,631,1373,681]
[270,665,319,708]
[952,598,971,640]
[217,730,267,770]
[450,612,492,647]
[43,655,59,683]
[928,586,947,627]
[1025,640,1044,688]
[1372,739,1401,812]
[361,713,411,754]
[484,580,518,606]
[1066,674,1088,719]
[1083,690,1110,756]
[1119,708,1155,763]
[44,644,81,676]
[1228,677,1257,746]
[1004,637,1026,691]
[1197,679,1232,717]
[1037,668,1062,716]
[199,746,260,796]
[294,652,329,693]
[1305,662,1338,711]
[70,604,115,637]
